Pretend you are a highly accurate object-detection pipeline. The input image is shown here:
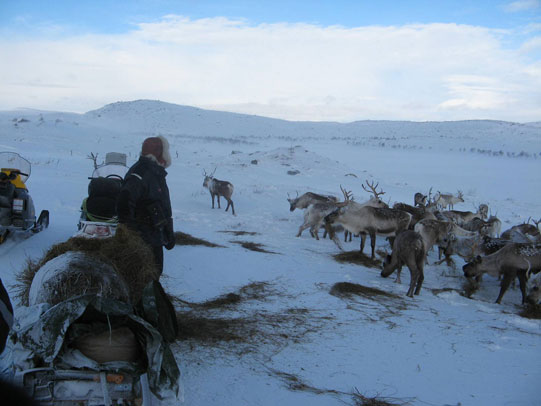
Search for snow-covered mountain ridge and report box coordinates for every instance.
[2,99,540,156]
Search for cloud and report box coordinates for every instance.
[504,0,540,13]
[0,16,539,122]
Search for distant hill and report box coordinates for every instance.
[2,99,539,155]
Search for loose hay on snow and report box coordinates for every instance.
[230,240,277,254]
[174,281,329,350]
[519,304,541,319]
[174,231,223,247]
[219,230,259,236]
[333,251,382,269]
[330,282,398,299]
[15,225,158,306]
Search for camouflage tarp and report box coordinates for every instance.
[9,291,181,400]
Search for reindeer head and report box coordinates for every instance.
[478,204,489,219]
[463,255,483,277]
[287,191,300,212]
[203,168,216,188]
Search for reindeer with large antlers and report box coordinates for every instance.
[324,182,411,258]
[203,168,235,215]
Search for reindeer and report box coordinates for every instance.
[381,230,426,297]
[203,169,235,215]
[414,192,427,207]
[439,233,508,263]
[434,190,464,210]
[296,185,386,240]
[463,243,541,304]
[287,192,337,212]
[392,202,437,229]
[526,270,541,304]
[324,183,412,258]
[440,204,488,225]
[501,221,541,243]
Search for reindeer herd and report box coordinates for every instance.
[288,181,541,305]
[198,168,540,306]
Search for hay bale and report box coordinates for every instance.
[16,225,158,305]
[28,251,131,306]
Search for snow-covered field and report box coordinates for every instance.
[1,100,540,406]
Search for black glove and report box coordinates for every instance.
[164,217,176,250]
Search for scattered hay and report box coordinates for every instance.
[170,282,277,311]
[333,251,382,269]
[431,287,460,296]
[330,282,398,299]
[219,230,259,236]
[519,304,541,319]
[352,388,413,406]
[15,225,158,306]
[174,231,223,247]
[174,281,329,351]
[268,369,412,405]
[231,240,277,254]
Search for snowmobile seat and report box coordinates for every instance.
[83,177,122,221]
[0,181,15,208]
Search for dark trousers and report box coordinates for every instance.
[151,245,164,276]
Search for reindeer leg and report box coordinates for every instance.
[406,268,417,298]
[369,229,377,259]
[230,200,235,215]
[211,193,215,209]
[414,269,424,295]
[395,265,402,284]
[518,270,528,304]
[496,269,515,304]
[360,233,367,253]
[217,195,221,209]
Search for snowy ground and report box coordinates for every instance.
[1,100,540,406]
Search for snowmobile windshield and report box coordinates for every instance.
[0,152,31,182]
[92,163,128,179]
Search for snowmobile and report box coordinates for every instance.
[0,152,49,244]
[77,152,128,238]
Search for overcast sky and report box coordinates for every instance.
[1,0,540,122]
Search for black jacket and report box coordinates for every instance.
[0,278,13,354]
[117,156,174,248]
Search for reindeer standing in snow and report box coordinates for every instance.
[203,168,235,215]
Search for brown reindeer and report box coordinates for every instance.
[381,230,426,297]
[324,183,411,258]
[463,243,541,304]
[203,168,235,215]
[287,191,337,212]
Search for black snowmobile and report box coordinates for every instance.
[77,152,128,238]
[0,152,49,244]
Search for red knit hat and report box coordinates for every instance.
[141,137,165,165]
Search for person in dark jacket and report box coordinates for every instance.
[0,278,13,355]
[117,136,175,276]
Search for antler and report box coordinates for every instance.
[336,185,352,208]
[362,180,385,199]
[533,218,541,230]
